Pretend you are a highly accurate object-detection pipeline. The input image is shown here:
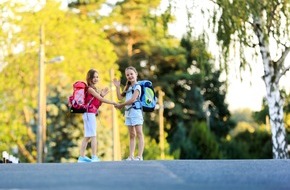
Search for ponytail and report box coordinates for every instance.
[121,81,131,96]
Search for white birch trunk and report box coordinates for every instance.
[254,17,288,159]
[264,76,288,158]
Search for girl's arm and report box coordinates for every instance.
[116,89,140,109]
[100,87,109,97]
[115,86,123,100]
[88,87,116,105]
[113,78,124,100]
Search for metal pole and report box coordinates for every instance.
[158,88,165,160]
[110,69,115,160]
[110,69,121,161]
[37,25,45,163]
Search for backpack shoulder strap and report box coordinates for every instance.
[132,83,142,100]
[125,83,142,111]
[86,86,95,105]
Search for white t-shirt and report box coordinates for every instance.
[125,84,143,118]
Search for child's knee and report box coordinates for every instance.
[129,131,136,139]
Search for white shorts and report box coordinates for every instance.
[125,116,144,126]
[82,113,97,137]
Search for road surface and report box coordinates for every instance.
[0,159,289,190]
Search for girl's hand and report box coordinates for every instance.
[100,87,109,97]
[113,78,120,87]
[115,103,124,109]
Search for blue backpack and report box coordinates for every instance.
[130,80,157,112]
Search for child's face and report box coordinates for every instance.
[125,69,137,83]
[91,72,99,85]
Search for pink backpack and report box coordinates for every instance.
[68,81,92,113]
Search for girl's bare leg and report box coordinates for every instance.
[91,136,97,156]
[128,127,136,158]
[80,137,90,156]
[135,125,144,157]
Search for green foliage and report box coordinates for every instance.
[189,122,221,159]
[225,107,273,158]
[45,83,83,163]
[203,70,235,138]
[255,92,290,153]
[284,93,290,146]
[231,108,255,123]
[221,129,272,159]
[104,0,180,160]
[252,99,269,124]
[1,0,278,162]
[163,36,234,158]
[0,0,118,162]
[171,121,221,159]
[210,0,290,158]
[211,0,290,71]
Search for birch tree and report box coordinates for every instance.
[210,0,290,158]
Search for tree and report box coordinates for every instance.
[165,36,234,158]
[222,130,272,159]
[0,0,118,162]
[210,0,290,158]
[102,0,179,159]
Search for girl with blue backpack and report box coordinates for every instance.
[113,66,144,161]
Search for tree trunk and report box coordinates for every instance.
[265,82,288,158]
[254,17,289,159]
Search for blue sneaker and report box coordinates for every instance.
[91,156,100,162]
[77,156,91,163]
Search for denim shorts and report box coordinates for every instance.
[125,116,144,126]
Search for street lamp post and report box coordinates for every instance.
[139,61,175,159]
[158,88,165,160]
[155,87,175,160]
[37,25,45,163]
[110,69,121,161]
[37,25,64,163]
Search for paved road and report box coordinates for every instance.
[0,160,289,190]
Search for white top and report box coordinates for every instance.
[125,84,143,118]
